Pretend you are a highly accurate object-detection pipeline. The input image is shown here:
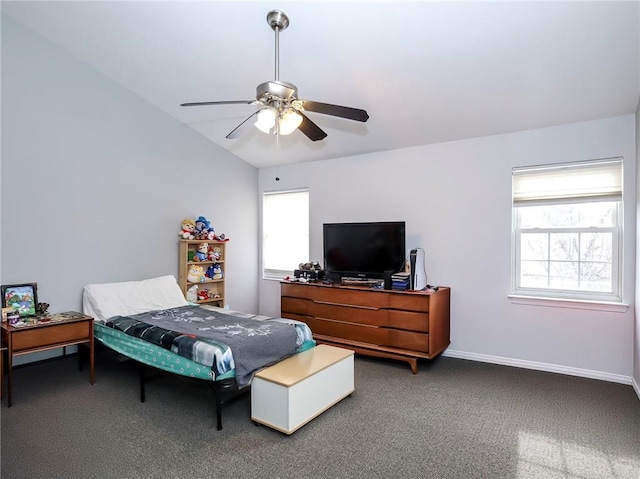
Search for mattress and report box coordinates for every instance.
[83,276,315,385]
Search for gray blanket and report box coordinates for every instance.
[128,305,298,387]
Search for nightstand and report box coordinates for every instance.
[1,311,94,406]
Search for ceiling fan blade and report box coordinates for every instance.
[180,100,254,107]
[226,109,264,139]
[297,111,328,141]
[298,100,369,122]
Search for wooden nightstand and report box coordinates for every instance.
[1,311,94,407]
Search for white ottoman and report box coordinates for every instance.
[251,344,355,434]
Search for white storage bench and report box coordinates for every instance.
[251,344,355,434]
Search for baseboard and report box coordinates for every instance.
[442,349,634,386]
[633,377,640,401]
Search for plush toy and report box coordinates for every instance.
[212,263,223,280]
[299,261,322,271]
[197,289,210,301]
[209,246,222,261]
[194,216,212,240]
[187,265,205,283]
[205,265,215,279]
[210,232,229,242]
[179,219,196,239]
[186,285,198,302]
[193,242,209,262]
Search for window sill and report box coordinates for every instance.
[507,294,628,313]
[263,274,292,282]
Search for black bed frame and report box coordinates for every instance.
[137,363,249,430]
[84,343,248,431]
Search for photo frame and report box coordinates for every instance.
[1,283,38,317]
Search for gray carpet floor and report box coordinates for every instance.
[1,351,639,479]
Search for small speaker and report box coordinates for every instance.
[384,270,393,290]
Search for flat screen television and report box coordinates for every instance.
[323,221,406,280]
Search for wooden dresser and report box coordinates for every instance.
[280,282,450,373]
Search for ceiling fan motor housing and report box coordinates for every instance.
[257,81,298,106]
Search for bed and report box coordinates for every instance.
[82,275,315,430]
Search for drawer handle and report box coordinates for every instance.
[314,300,379,311]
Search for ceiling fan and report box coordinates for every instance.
[180,10,369,142]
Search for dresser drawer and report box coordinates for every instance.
[309,302,388,327]
[310,288,388,309]
[388,294,430,312]
[303,317,389,345]
[389,310,429,332]
[388,329,429,353]
[281,282,309,299]
[281,297,308,315]
[12,321,91,352]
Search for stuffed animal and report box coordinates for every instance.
[209,246,221,261]
[212,263,223,280]
[194,216,212,240]
[187,265,205,283]
[197,289,210,301]
[186,285,198,302]
[179,219,196,239]
[193,242,209,262]
[205,265,215,279]
[299,261,322,271]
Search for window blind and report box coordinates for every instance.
[513,158,622,205]
[263,189,309,277]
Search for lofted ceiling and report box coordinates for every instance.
[2,1,639,168]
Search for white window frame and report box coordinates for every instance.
[511,158,623,304]
[262,189,309,280]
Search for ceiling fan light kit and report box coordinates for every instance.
[180,10,369,142]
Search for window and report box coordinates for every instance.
[512,158,623,302]
[263,189,309,280]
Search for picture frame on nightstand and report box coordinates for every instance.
[1,283,38,318]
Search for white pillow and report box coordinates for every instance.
[83,275,188,322]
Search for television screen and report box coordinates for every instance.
[323,221,406,279]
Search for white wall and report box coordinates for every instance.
[259,115,636,382]
[1,16,260,362]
